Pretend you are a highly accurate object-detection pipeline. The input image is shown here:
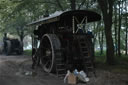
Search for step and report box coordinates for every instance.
[80,49,88,51]
[80,52,88,55]
[57,68,66,71]
[83,62,92,65]
[57,71,66,74]
[84,64,93,67]
[56,63,65,65]
[56,70,66,74]
[85,67,93,70]
[56,59,63,62]
[84,62,92,65]
[82,53,89,56]
[81,49,88,51]
[80,39,86,42]
[83,57,91,60]
[86,65,94,68]
[57,74,66,77]
[82,51,89,53]
[84,60,92,63]
[55,57,64,61]
[80,47,88,49]
[55,48,65,53]
[55,61,64,64]
[83,55,91,57]
[56,64,65,68]
[80,43,86,46]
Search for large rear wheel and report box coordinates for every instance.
[40,34,61,73]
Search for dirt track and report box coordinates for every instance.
[0,55,66,85]
[0,55,128,85]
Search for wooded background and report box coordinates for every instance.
[0,0,128,65]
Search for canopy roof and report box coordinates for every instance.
[27,10,101,26]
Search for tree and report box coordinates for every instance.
[97,0,115,64]
[98,27,104,55]
[113,2,118,55]
[117,0,123,56]
[70,0,76,10]
[124,0,128,55]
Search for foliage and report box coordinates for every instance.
[0,0,128,64]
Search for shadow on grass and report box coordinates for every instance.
[95,51,128,74]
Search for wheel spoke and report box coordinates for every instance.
[44,60,52,68]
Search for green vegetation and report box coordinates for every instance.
[23,50,32,56]
[95,51,128,74]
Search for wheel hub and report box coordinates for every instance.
[45,49,52,56]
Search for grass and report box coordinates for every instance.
[23,49,32,56]
[95,51,106,64]
[95,51,128,74]
[23,50,128,74]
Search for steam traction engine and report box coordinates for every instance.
[3,33,22,55]
[28,10,101,77]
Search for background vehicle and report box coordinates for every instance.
[3,33,23,55]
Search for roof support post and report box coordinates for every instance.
[72,16,75,34]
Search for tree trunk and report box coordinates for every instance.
[100,30,104,55]
[70,0,76,10]
[19,31,24,53]
[118,0,122,56]
[98,30,104,55]
[93,23,96,51]
[97,0,115,65]
[17,27,24,53]
[125,0,128,55]
[126,18,128,55]
[114,4,118,55]
[32,34,34,56]
[93,22,100,52]
[104,19,115,64]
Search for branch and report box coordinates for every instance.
[38,1,57,5]
[78,0,86,10]
[55,0,64,11]
[108,0,115,23]
[97,0,108,15]
[70,0,76,10]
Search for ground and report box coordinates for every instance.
[0,55,66,85]
[0,55,128,85]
